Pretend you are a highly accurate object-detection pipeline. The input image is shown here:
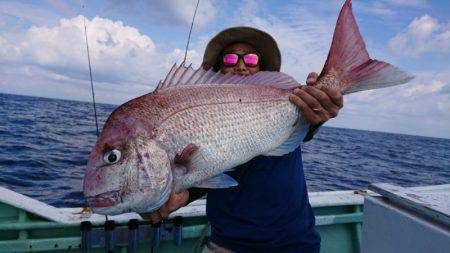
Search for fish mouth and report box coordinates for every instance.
[85,173,173,213]
[86,190,120,208]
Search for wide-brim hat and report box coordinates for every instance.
[201,26,281,71]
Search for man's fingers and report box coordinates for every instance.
[289,93,322,125]
[138,212,152,220]
[306,72,319,86]
[167,190,189,210]
[158,204,171,218]
[302,86,339,118]
[294,88,331,120]
[290,82,344,125]
[293,88,322,111]
[159,190,190,218]
[321,85,344,109]
[150,211,162,223]
[139,189,190,225]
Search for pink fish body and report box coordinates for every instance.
[83,0,413,215]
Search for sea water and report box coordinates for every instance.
[1,93,449,207]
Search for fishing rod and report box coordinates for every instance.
[183,0,201,63]
[81,1,106,225]
[81,4,100,138]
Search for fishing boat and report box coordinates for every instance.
[0,183,448,253]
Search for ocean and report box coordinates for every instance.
[1,93,449,207]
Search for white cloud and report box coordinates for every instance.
[404,79,445,97]
[384,0,428,8]
[105,0,216,28]
[144,0,216,27]
[329,68,450,138]
[358,1,397,17]
[355,0,428,19]
[165,48,203,68]
[389,15,450,57]
[0,15,201,104]
[0,1,61,26]
[226,1,335,82]
[1,16,161,85]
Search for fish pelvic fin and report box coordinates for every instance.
[319,0,413,95]
[193,173,238,189]
[264,119,309,156]
[172,143,238,191]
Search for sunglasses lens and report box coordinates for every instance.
[223,54,238,67]
[244,54,259,67]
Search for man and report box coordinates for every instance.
[151,27,343,252]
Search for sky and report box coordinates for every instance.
[0,0,449,139]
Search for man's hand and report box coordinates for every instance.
[289,72,343,125]
[139,190,189,223]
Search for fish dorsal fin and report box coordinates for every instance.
[154,63,300,92]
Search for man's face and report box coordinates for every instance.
[219,42,260,76]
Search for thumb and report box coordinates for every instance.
[306,72,319,86]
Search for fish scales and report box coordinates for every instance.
[153,84,299,189]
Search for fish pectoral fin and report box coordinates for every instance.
[175,143,199,165]
[193,173,238,189]
[173,143,200,174]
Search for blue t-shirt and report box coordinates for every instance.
[206,147,321,253]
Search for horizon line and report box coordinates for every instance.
[1,91,449,141]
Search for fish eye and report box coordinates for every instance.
[103,149,121,165]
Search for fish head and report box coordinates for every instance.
[83,114,172,215]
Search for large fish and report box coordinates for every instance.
[83,0,413,215]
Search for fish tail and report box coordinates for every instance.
[318,0,413,94]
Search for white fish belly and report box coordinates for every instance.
[156,99,299,189]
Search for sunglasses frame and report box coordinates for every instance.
[219,52,262,68]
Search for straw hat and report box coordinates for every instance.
[201,26,281,71]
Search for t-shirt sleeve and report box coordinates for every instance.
[302,123,323,142]
[187,188,208,205]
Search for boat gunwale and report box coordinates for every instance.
[1,184,448,225]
